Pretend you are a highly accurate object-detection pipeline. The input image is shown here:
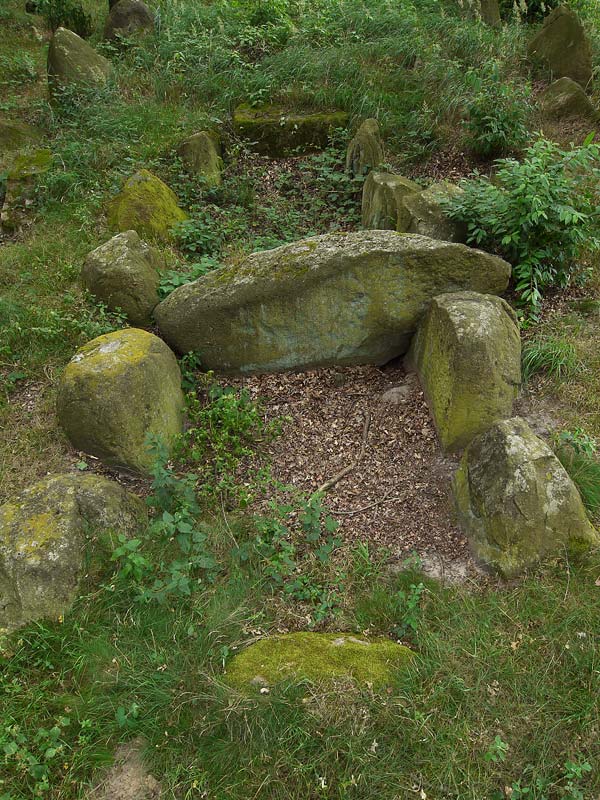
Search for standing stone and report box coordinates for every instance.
[527,6,592,89]
[154,231,511,373]
[361,171,420,230]
[177,131,222,187]
[57,328,185,475]
[400,181,467,243]
[407,292,521,452]
[539,77,598,120]
[345,118,384,178]
[47,27,112,95]
[1,149,53,232]
[104,0,154,41]
[82,231,162,326]
[107,170,188,242]
[479,0,500,27]
[453,417,598,577]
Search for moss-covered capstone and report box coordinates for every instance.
[0,473,146,632]
[539,77,598,121]
[82,230,162,326]
[177,130,222,186]
[47,27,113,95]
[226,632,413,691]
[400,181,467,243]
[154,231,511,373]
[527,5,592,89]
[1,149,53,232]
[345,118,384,179]
[233,104,349,156]
[0,119,42,170]
[57,328,185,475]
[103,0,154,41]
[361,171,421,230]
[107,169,188,242]
[407,292,521,452]
[453,417,598,578]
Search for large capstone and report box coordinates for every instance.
[154,231,511,373]
[407,292,521,452]
[400,181,467,243]
[0,474,146,632]
[82,230,162,326]
[103,0,154,40]
[527,5,592,89]
[57,328,185,475]
[539,76,598,120]
[47,27,112,95]
[361,171,421,230]
[453,417,598,578]
[345,118,384,178]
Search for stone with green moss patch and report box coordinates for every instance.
[107,169,188,242]
[0,119,42,169]
[400,181,467,243]
[1,149,53,232]
[345,118,384,178]
[407,292,521,452]
[453,417,598,578]
[47,27,113,95]
[0,473,146,632]
[361,171,421,230]
[57,328,185,475]
[226,632,413,691]
[155,231,511,373]
[177,130,222,186]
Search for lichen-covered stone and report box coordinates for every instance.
[1,149,53,232]
[0,473,146,632]
[539,77,598,120]
[177,130,222,186]
[107,169,188,243]
[400,181,467,243]
[154,231,511,373]
[226,632,413,691]
[82,231,162,326]
[0,119,42,169]
[345,118,384,179]
[527,5,592,89]
[57,328,185,474]
[233,104,349,157]
[47,27,112,95]
[453,417,598,578]
[361,171,421,230]
[103,0,154,41]
[407,292,521,452]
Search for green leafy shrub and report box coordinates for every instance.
[158,256,220,298]
[521,335,579,382]
[35,0,92,38]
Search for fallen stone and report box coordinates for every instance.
[104,0,154,41]
[345,118,384,178]
[527,5,592,89]
[82,230,162,326]
[400,181,467,243]
[154,230,511,373]
[539,76,598,120]
[361,171,420,230]
[57,328,185,475]
[0,474,146,632]
[1,149,53,232]
[89,738,161,800]
[47,27,112,95]
[177,130,222,186]
[453,417,598,577]
[407,292,521,452]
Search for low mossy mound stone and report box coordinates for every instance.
[0,119,42,169]
[407,292,521,453]
[453,417,598,578]
[361,171,421,230]
[233,104,349,156]
[527,5,592,89]
[226,633,413,691]
[400,181,467,243]
[57,328,185,475]
[107,169,188,242]
[104,0,154,41]
[539,77,598,120]
[1,149,53,232]
[0,473,146,632]
[82,230,161,326]
[345,118,384,179]
[154,231,511,373]
[177,130,222,186]
[47,27,112,95]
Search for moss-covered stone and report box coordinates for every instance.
[539,76,598,120]
[479,0,500,26]
[400,181,467,243]
[103,0,154,41]
[7,148,53,180]
[0,119,42,169]
[82,230,162,326]
[107,169,188,242]
[155,231,511,373]
[361,171,421,230]
[233,104,349,156]
[226,632,413,691]
[47,27,113,95]
[57,328,185,474]
[527,5,592,89]
[0,473,146,632]
[407,292,521,452]
[177,130,222,187]
[345,118,384,179]
[453,417,598,578]
[1,149,53,232]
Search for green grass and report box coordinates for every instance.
[522,335,580,383]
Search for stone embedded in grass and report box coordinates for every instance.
[1,148,53,232]
[407,291,521,452]
[177,130,223,186]
[453,417,599,578]
[107,169,188,243]
[400,181,467,243]
[57,328,185,475]
[154,230,511,373]
[47,27,113,95]
[0,119,42,169]
[103,0,154,41]
[0,473,146,632]
[361,171,421,230]
[527,5,592,89]
[226,632,413,691]
[539,77,598,121]
[233,104,350,157]
[82,230,162,326]
[345,118,384,179]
